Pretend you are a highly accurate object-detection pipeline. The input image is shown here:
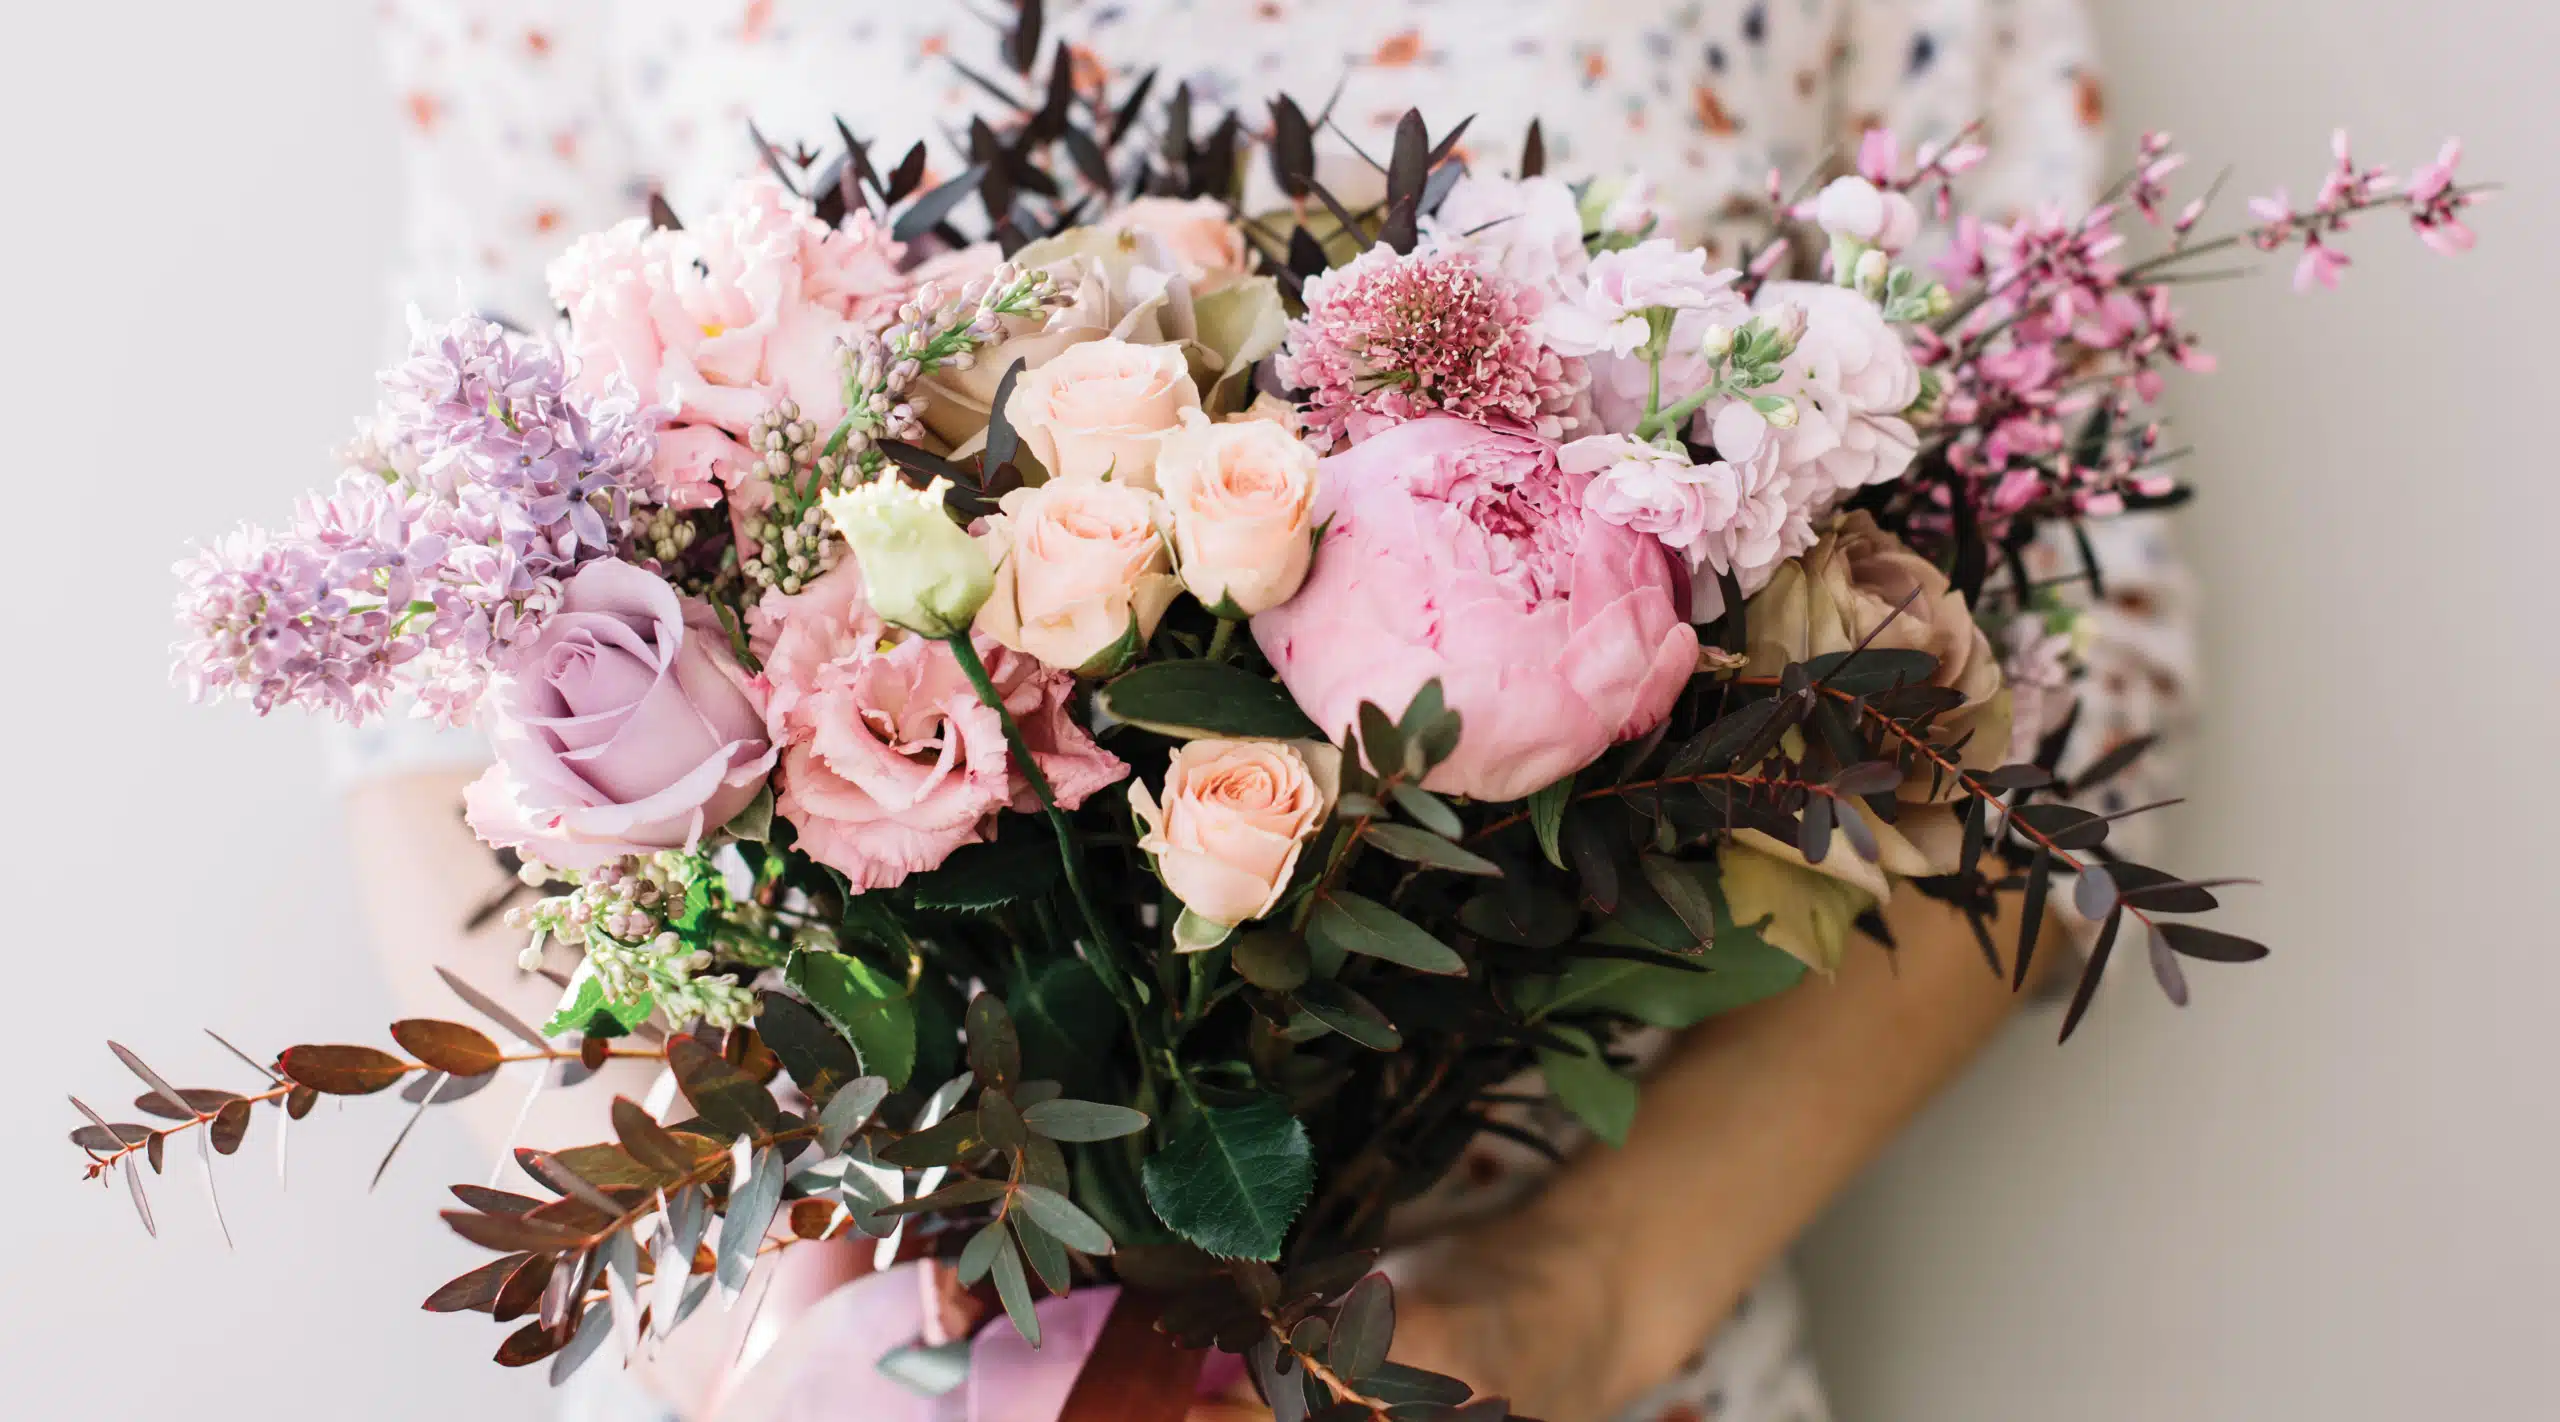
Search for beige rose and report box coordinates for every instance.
[1741,509,2012,879]
[1107,198,1253,291]
[914,233,1201,451]
[1003,338,1202,488]
[974,477,1181,675]
[1153,411,1319,616]
[1131,739,1340,932]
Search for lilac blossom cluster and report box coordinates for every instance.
[173,315,659,724]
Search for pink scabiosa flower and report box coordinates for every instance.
[1277,245,1585,450]
[1252,416,1696,802]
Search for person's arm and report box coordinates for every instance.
[1377,880,2055,1422]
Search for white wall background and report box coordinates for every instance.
[1797,3,2560,1419]
[0,2,2548,1420]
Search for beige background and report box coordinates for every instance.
[0,2,2550,1419]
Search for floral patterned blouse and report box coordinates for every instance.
[375,5,2190,1421]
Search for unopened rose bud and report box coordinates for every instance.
[820,476,995,638]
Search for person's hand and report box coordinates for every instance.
[1177,1276,1564,1422]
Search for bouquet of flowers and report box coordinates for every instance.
[78,31,2483,1420]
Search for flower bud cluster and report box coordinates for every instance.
[834,264,1065,470]
[506,853,761,1028]
[736,400,849,596]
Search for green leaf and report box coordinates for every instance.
[1012,1210,1073,1294]
[1020,1098,1152,1142]
[1013,1183,1116,1255]
[1396,679,1462,774]
[1388,784,1463,839]
[815,1077,890,1154]
[1528,879,1804,1027]
[1294,979,1402,1051]
[907,831,1062,913]
[543,971,654,1040]
[1140,1095,1315,1261]
[1328,1274,1395,1382]
[1362,823,1502,877]
[1537,1026,1638,1147]
[1229,928,1311,992]
[1638,856,1721,944]
[1456,882,1579,949]
[753,992,864,1105]
[1308,892,1465,975]
[1527,778,1574,870]
[721,786,775,843]
[1007,957,1114,1099]
[990,1222,1041,1345]
[964,993,1020,1090]
[787,951,917,1089]
[1097,660,1323,741]
[958,1221,1007,1286]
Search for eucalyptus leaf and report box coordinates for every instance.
[1308,893,1465,975]
[1363,824,1501,878]
[1020,1098,1151,1142]
[1014,1183,1116,1254]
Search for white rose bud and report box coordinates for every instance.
[819,477,995,638]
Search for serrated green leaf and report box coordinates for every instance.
[1097,661,1323,740]
[907,831,1062,912]
[1308,892,1465,975]
[1537,1026,1638,1147]
[1141,1095,1314,1261]
[787,951,917,1089]
[543,971,654,1040]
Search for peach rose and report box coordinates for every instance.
[1106,197,1253,290]
[1153,411,1319,616]
[1003,339,1201,488]
[1131,739,1339,932]
[974,478,1182,675]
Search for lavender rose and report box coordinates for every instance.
[465,560,776,869]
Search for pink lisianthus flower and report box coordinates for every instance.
[1253,416,1697,803]
[750,564,1124,890]
[463,560,775,870]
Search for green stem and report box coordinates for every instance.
[1205,617,1239,662]
[941,633,1159,1047]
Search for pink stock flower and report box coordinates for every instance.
[463,560,775,870]
[1561,434,1741,551]
[1541,240,1741,358]
[751,564,1124,890]
[1252,417,1696,803]
[1278,245,1586,449]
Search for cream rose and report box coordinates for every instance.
[1003,338,1201,488]
[1107,197,1253,291]
[1131,739,1340,933]
[974,477,1182,675]
[1153,411,1320,616]
[1742,510,2012,881]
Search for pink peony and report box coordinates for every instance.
[751,564,1125,890]
[1252,416,1697,802]
[464,560,775,870]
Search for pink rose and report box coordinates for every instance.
[548,177,911,442]
[973,477,1181,675]
[1105,197,1252,290]
[464,561,775,870]
[752,564,1125,890]
[1003,338,1202,488]
[1154,411,1320,616]
[1130,739,1338,929]
[1253,417,1698,803]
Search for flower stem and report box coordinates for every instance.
[1205,617,1239,662]
[939,633,1160,1048]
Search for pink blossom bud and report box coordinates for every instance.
[1815,176,1887,242]
[1875,192,1922,252]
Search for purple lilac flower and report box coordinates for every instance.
[172,315,660,724]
